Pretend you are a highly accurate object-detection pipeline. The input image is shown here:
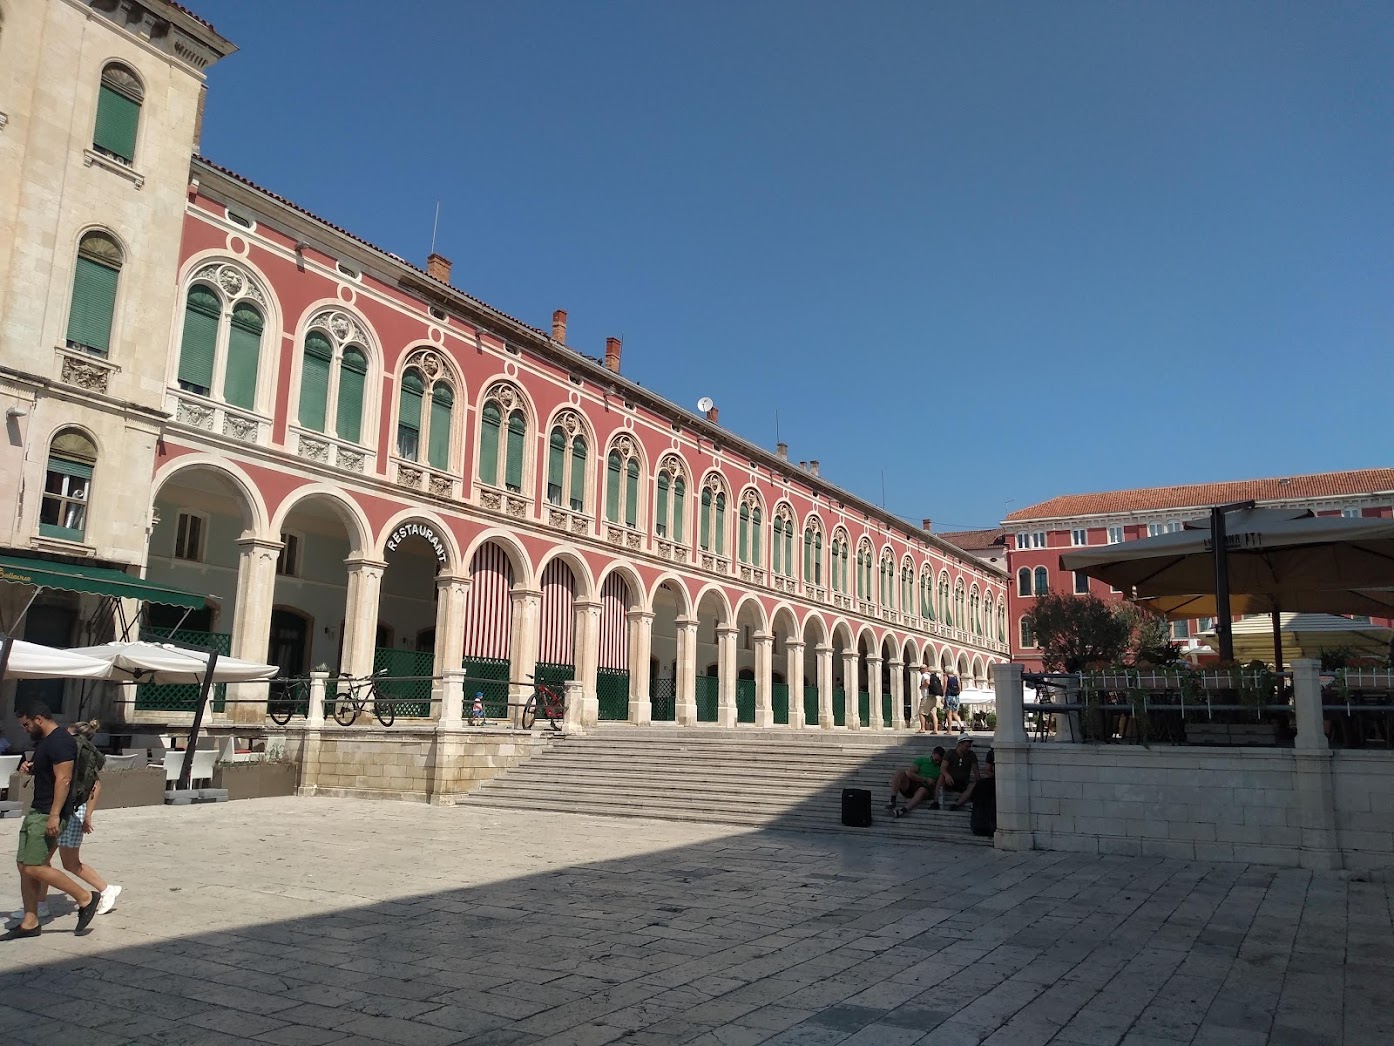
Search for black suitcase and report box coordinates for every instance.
[970,779,996,837]
[841,788,872,827]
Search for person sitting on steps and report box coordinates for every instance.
[887,746,944,818]
[932,735,980,811]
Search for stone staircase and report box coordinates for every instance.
[462,725,992,846]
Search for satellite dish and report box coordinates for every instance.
[696,397,714,414]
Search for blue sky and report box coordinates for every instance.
[193,1,1393,532]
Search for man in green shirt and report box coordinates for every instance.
[887,746,944,817]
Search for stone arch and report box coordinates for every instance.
[461,527,536,591]
[692,582,733,627]
[151,457,270,540]
[732,593,768,633]
[770,603,800,640]
[375,508,461,573]
[270,484,371,557]
[829,618,855,650]
[971,654,985,686]
[648,571,694,620]
[596,561,647,614]
[534,547,597,603]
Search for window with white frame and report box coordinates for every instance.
[655,456,687,541]
[1033,566,1049,595]
[478,381,528,493]
[545,411,589,512]
[174,512,206,562]
[737,491,764,567]
[176,266,268,409]
[1107,525,1124,544]
[1015,531,1029,550]
[1017,567,1031,597]
[1342,508,1361,518]
[1071,528,1088,546]
[297,312,372,445]
[604,436,644,529]
[39,430,97,542]
[1073,571,1089,595]
[1019,617,1037,648]
[1147,522,1165,537]
[276,532,301,577]
[1170,620,1190,640]
[1030,531,1047,548]
[771,506,795,578]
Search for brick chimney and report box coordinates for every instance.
[426,252,452,284]
[706,404,719,423]
[809,459,819,477]
[552,310,567,343]
[605,337,622,373]
[776,442,788,460]
[798,461,808,471]
[922,518,933,533]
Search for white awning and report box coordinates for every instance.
[1,637,114,680]
[66,641,276,684]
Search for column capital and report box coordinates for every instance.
[865,654,883,666]
[716,624,740,639]
[887,658,903,670]
[676,616,700,631]
[573,598,603,612]
[752,632,773,646]
[344,556,388,573]
[626,608,656,623]
[435,572,471,587]
[510,587,543,602]
[785,638,806,651]
[238,536,285,553]
[815,643,833,656]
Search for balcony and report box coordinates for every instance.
[477,483,531,521]
[169,388,272,449]
[291,427,370,473]
[545,504,592,538]
[605,523,643,552]
[392,458,459,500]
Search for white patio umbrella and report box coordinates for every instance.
[0,637,115,680]
[1195,613,1393,667]
[65,641,276,683]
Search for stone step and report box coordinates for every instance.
[489,763,925,792]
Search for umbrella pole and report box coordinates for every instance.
[1212,507,1235,662]
[0,634,13,685]
[177,649,219,791]
[1272,608,1284,673]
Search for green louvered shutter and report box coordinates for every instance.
[606,451,622,523]
[700,489,711,550]
[504,411,526,491]
[752,509,762,567]
[336,348,366,443]
[772,518,783,575]
[224,302,263,409]
[298,332,332,432]
[428,383,453,469]
[656,473,669,535]
[67,256,120,355]
[547,428,566,504]
[672,478,685,542]
[803,529,813,580]
[714,494,726,556]
[569,437,587,511]
[397,369,424,460]
[93,83,139,162]
[479,403,501,486]
[175,285,219,391]
[738,503,749,562]
[625,459,640,527]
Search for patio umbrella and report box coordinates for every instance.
[0,636,115,681]
[1195,613,1393,667]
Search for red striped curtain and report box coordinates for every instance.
[463,542,513,660]
[538,559,576,665]
[598,573,630,670]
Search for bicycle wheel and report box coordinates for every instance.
[333,695,359,726]
[374,701,395,728]
[521,694,538,729]
[268,702,293,726]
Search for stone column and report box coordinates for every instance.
[228,537,283,725]
[992,661,1033,852]
[432,574,470,720]
[429,668,466,805]
[675,617,699,726]
[888,657,905,729]
[573,599,601,727]
[628,609,654,725]
[785,639,806,729]
[296,669,329,797]
[716,625,738,727]
[1291,657,1342,870]
[841,651,861,729]
[866,654,884,730]
[563,679,584,732]
[753,632,774,728]
[816,644,834,729]
[437,668,465,729]
[508,588,541,727]
[306,670,327,729]
[341,557,386,679]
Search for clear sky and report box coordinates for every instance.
[192,1,1394,532]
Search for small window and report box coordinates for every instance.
[39,430,97,542]
[1071,529,1088,546]
[1031,531,1047,548]
[1015,531,1029,549]
[335,261,360,279]
[1342,509,1361,518]
[428,306,446,321]
[174,512,205,562]
[1017,567,1031,597]
[1019,618,1036,649]
[1170,620,1190,640]
[93,64,143,164]
[276,533,301,577]
[226,210,254,230]
[1073,571,1090,595]
[1107,525,1124,544]
[66,231,123,356]
[1033,566,1049,595]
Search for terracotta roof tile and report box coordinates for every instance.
[938,528,1008,552]
[1004,469,1394,523]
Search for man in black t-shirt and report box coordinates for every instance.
[932,735,980,811]
[4,703,101,939]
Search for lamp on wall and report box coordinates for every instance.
[6,406,28,419]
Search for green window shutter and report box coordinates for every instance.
[714,494,726,556]
[814,535,822,584]
[700,489,711,550]
[751,509,762,567]
[605,451,622,523]
[625,459,640,527]
[336,348,366,443]
[428,383,453,469]
[223,302,262,409]
[786,529,794,578]
[672,478,685,542]
[397,369,424,460]
[547,428,566,501]
[569,437,587,510]
[738,504,749,562]
[67,256,119,355]
[504,411,526,491]
[772,518,783,575]
[479,403,501,485]
[298,332,332,432]
[93,83,139,162]
[656,472,670,534]
[803,530,812,580]
[175,285,219,391]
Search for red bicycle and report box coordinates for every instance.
[521,678,565,730]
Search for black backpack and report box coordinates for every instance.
[946,675,961,697]
[69,733,105,809]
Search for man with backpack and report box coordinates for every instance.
[943,669,966,732]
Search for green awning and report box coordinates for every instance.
[0,554,209,609]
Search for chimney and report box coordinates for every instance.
[776,442,788,461]
[551,310,568,343]
[706,404,719,423]
[605,336,622,373]
[798,461,808,471]
[809,459,820,477]
[426,252,452,284]
[922,518,933,533]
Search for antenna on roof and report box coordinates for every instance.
[775,410,781,445]
[429,200,441,254]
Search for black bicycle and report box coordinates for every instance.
[333,671,394,727]
[268,678,307,726]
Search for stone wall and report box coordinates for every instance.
[1331,752,1394,871]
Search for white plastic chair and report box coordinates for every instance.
[0,754,21,800]
[102,753,139,769]
[160,749,216,788]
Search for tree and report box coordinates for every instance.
[1024,593,1134,673]
[1117,604,1180,666]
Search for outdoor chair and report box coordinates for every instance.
[0,754,20,799]
[102,753,139,769]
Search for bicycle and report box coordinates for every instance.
[267,678,308,726]
[520,677,565,731]
[333,670,395,727]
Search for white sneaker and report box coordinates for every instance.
[8,901,50,921]
[96,884,122,916]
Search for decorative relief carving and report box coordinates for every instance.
[222,414,258,442]
[406,349,443,379]
[606,525,625,547]
[657,454,687,481]
[554,409,584,437]
[570,517,588,535]
[336,448,365,473]
[742,489,762,510]
[751,569,765,586]
[429,475,453,498]
[297,433,329,463]
[739,566,751,582]
[309,308,367,346]
[480,489,503,510]
[60,357,109,393]
[657,540,673,560]
[548,508,569,529]
[485,381,522,411]
[505,496,528,519]
[397,464,423,489]
[177,400,215,430]
[701,553,715,571]
[626,532,641,551]
[192,262,266,306]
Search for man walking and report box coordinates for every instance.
[919,669,944,733]
[4,704,101,939]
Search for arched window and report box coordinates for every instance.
[771,507,795,578]
[1033,566,1049,595]
[738,493,763,567]
[396,369,424,460]
[998,605,1007,642]
[901,562,914,615]
[66,231,123,356]
[393,358,455,469]
[829,532,851,594]
[698,476,727,555]
[1017,567,1032,597]
[939,574,952,625]
[803,519,823,587]
[297,312,372,445]
[1020,618,1037,649]
[176,278,266,409]
[655,456,687,542]
[954,582,966,626]
[603,437,643,529]
[93,63,143,164]
[39,430,97,542]
[984,594,995,639]
[970,588,981,635]
[880,553,896,609]
[477,383,528,493]
[920,571,935,620]
[546,413,589,512]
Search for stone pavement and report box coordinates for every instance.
[0,798,1386,1046]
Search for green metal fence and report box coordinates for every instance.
[772,682,790,725]
[833,687,846,726]
[803,685,820,725]
[650,676,676,721]
[882,688,893,727]
[597,667,630,720]
[135,628,231,712]
[695,675,720,722]
[462,656,511,719]
[736,679,756,724]
[372,647,433,717]
[858,690,871,725]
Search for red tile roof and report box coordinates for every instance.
[162,1,216,32]
[938,528,1008,552]
[1004,469,1394,523]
